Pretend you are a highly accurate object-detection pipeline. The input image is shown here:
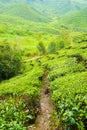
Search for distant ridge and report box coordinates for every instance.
[0,3,49,22]
[58,8,87,29]
[0,0,87,17]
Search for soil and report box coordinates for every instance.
[28,70,56,130]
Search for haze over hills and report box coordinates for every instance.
[0,3,48,22]
[0,0,87,17]
[27,0,87,16]
[58,7,87,30]
[0,0,87,32]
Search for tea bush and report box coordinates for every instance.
[0,98,27,130]
[46,45,87,129]
[0,62,44,129]
[51,72,87,130]
[48,57,85,81]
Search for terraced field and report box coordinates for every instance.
[0,32,87,130]
[0,1,87,129]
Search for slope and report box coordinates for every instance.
[58,8,87,30]
[0,3,48,22]
[27,0,87,17]
[0,0,87,18]
[0,14,59,35]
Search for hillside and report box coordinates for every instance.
[26,0,87,17]
[0,0,87,130]
[0,14,59,36]
[0,0,87,17]
[58,8,87,30]
[0,32,87,129]
[0,3,48,22]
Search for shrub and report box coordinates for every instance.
[0,43,22,81]
[0,98,27,130]
[37,42,46,54]
[48,42,57,53]
[58,41,65,49]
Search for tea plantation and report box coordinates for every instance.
[0,60,44,129]
[40,33,87,130]
[0,30,87,130]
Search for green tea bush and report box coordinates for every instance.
[0,66,44,96]
[50,71,87,129]
[0,98,27,130]
[45,45,87,129]
[0,43,22,81]
[0,64,44,129]
[48,57,85,81]
[0,97,39,130]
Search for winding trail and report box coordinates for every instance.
[28,70,56,130]
[24,56,43,63]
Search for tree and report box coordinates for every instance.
[58,41,65,49]
[0,43,22,81]
[37,42,46,54]
[48,42,56,53]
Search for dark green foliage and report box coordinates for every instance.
[37,42,46,54]
[58,41,65,49]
[37,42,59,54]
[0,43,22,80]
[0,61,44,129]
[48,42,57,53]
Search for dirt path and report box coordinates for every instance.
[24,56,43,63]
[28,71,56,130]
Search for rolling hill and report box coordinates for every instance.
[25,0,87,17]
[58,8,87,30]
[0,14,59,35]
[0,0,87,33]
[0,3,48,22]
[0,0,87,17]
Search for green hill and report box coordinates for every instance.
[0,0,87,18]
[59,8,87,30]
[0,3,48,22]
[0,14,59,35]
[26,0,87,18]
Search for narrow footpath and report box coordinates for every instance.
[28,70,56,130]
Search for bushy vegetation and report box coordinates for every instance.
[0,98,27,130]
[0,43,22,81]
[41,33,87,130]
[0,58,44,129]
[37,41,64,55]
[51,72,87,130]
[0,1,87,129]
[37,42,46,54]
